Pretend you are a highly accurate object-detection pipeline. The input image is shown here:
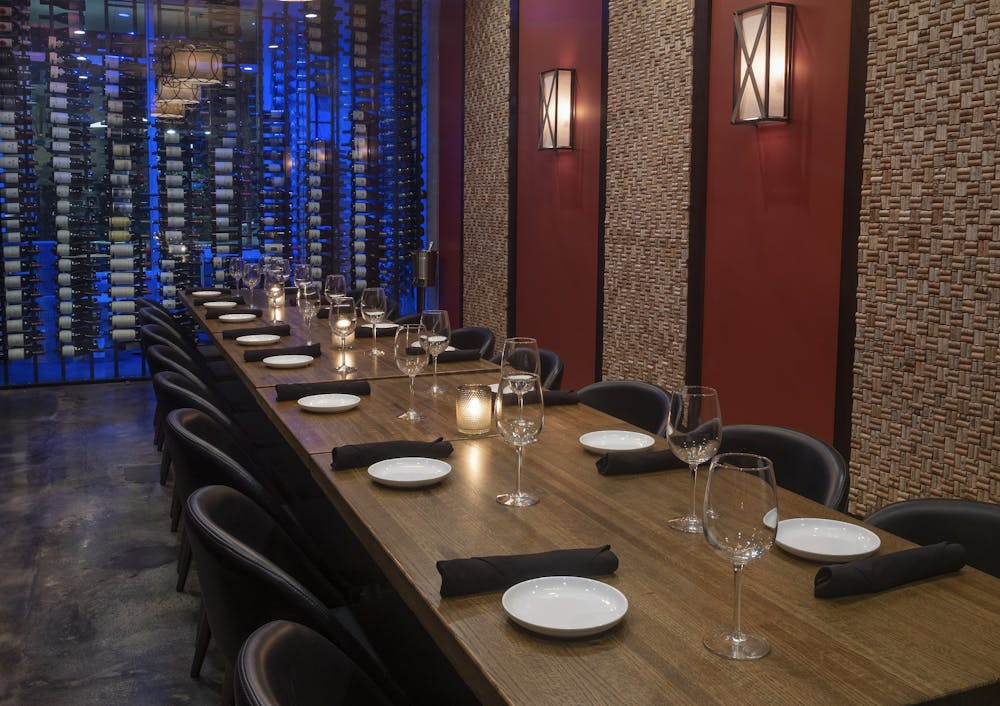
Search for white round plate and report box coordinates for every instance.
[261,354,314,369]
[218,313,258,323]
[775,518,881,562]
[763,508,779,529]
[297,393,361,414]
[203,300,237,309]
[235,334,281,346]
[367,457,451,488]
[502,576,628,638]
[579,430,655,454]
[192,290,223,298]
[489,383,514,394]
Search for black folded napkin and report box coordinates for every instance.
[331,437,453,470]
[356,323,399,338]
[501,390,579,407]
[435,348,481,363]
[437,545,620,598]
[597,449,684,476]
[317,308,332,319]
[222,324,291,339]
[195,295,246,306]
[814,542,966,599]
[244,342,322,362]
[205,307,263,319]
[275,380,371,402]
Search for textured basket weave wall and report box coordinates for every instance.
[602,0,694,391]
[852,0,1000,514]
[462,2,511,338]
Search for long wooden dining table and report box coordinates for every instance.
[186,291,1000,705]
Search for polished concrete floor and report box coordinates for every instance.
[0,381,221,705]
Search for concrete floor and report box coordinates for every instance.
[0,381,222,705]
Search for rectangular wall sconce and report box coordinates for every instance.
[732,3,794,124]
[538,68,575,149]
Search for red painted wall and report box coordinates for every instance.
[436,0,464,321]
[701,0,852,441]
[514,0,603,390]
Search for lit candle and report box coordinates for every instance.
[456,384,492,435]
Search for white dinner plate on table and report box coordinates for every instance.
[763,508,779,529]
[775,518,881,562]
[235,334,281,346]
[203,300,237,309]
[578,430,655,454]
[412,340,457,352]
[367,457,451,488]
[502,576,628,638]
[488,383,514,394]
[261,355,314,369]
[192,290,223,298]
[218,313,258,323]
[297,394,361,414]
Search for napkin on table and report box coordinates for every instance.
[356,323,399,338]
[597,449,684,476]
[437,545,620,597]
[222,323,291,339]
[275,380,371,402]
[205,307,262,319]
[244,342,322,362]
[331,438,453,470]
[814,542,966,599]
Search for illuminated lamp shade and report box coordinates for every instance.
[150,99,187,120]
[162,45,222,84]
[732,3,794,124]
[538,68,575,150]
[157,77,201,104]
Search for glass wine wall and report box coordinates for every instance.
[0,0,426,386]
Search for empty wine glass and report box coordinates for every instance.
[293,262,311,292]
[703,453,778,660]
[495,372,543,507]
[666,386,722,533]
[228,256,244,295]
[242,261,261,306]
[419,309,451,395]
[360,286,388,356]
[299,282,320,345]
[498,337,540,398]
[394,324,428,421]
[329,296,357,376]
[324,274,347,307]
[264,269,285,324]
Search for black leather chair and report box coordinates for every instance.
[235,620,393,706]
[577,380,674,435]
[866,498,1000,578]
[451,326,495,359]
[138,306,223,360]
[140,322,234,382]
[717,425,849,510]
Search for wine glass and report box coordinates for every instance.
[299,282,320,345]
[419,309,451,395]
[394,324,428,421]
[293,262,311,292]
[264,269,286,324]
[360,286,388,356]
[666,385,722,533]
[498,337,540,397]
[324,273,347,307]
[228,256,244,295]
[495,372,543,507]
[702,453,778,660]
[329,296,357,376]
[242,261,260,305]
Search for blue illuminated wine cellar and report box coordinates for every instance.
[0,0,427,385]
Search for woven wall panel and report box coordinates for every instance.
[852,0,1000,514]
[462,1,510,339]
[603,0,694,390]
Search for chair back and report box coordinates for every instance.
[866,498,1000,578]
[152,371,242,441]
[235,620,392,706]
[451,326,495,359]
[577,380,673,435]
[539,349,564,390]
[146,344,206,389]
[718,424,849,510]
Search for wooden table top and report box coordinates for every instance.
[186,293,1000,705]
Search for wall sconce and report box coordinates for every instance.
[732,3,794,124]
[538,68,575,149]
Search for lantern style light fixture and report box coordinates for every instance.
[157,77,202,104]
[160,44,223,84]
[732,3,794,124]
[538,68,575,150]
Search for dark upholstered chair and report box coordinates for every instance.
[577,380,674,435]
[140,323,234,382]
[235,621,392,706]
[489,348,565,390]
[718,424,849,511]
[392,312,421,325]
[138,306,223,360]
[451,326,495,359]
[866,498,1000,578]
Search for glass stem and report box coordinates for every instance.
[515,445,524,496]
[341,340,347,374]
[731,563,745,641]
[408,374,416,412]
[433,355,439,387]
[689,462,699,518]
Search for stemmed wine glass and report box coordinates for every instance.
[264,269,286,324]
[329,296,357,376]
[299,282,320,345]
[702,453,778,660]
[228,256,244,297]
[498,337,541,397]
[242,261,260,306]
[419,309,451,395]
[495,371,543,507]
[360,286,388,356]
[666,385,722,533]
[293,262,311,293]
[324,274,347,308]
[394,324,428,421]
